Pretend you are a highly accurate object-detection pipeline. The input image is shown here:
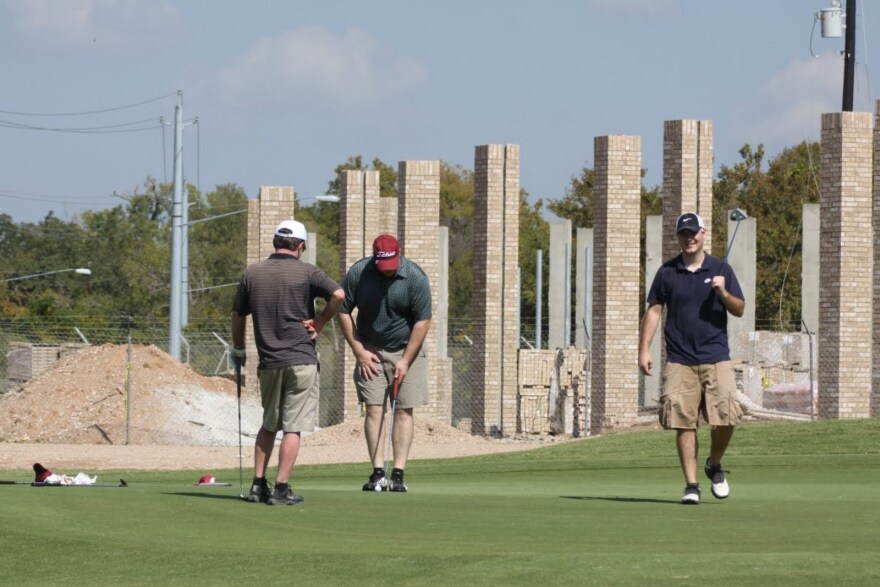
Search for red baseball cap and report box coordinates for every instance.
[372,234,400,271]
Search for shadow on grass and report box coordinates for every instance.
[561,495,679,504]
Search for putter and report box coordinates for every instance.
[0,480,128,487]
[382,377,401,492]
[723,207,748,263]
[236,363,245,500]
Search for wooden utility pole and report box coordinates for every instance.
[842,0,856,111]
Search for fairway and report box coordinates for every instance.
[1,420,878,586]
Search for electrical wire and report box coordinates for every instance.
[0,92,177,117]
[0,117,161,134]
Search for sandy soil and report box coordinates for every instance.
[0,344,559,473]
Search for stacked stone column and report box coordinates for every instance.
[398,160,451,422]
[472,144,520,435]
[819,112,872,419]
[662,120,714,259]
[590,135,640,432]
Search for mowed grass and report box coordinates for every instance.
[1,419,879,586]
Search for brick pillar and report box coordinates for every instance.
[590,135,641,432]
[243,186,295,389]
[339,170,383,422]
[662,120,713,258]
[875,102,880,417]
[820,111,873,419]
[398,160,451,423]
[472,144,520,435]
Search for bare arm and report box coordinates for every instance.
[638,303,663,376]
[712,276,745,318]
[304,288,345,340]
[231,311,247,349]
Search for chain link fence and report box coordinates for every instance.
[0,315,815,445]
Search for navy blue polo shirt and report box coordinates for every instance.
[646,253,744,365]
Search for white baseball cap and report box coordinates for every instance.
[274,220,307,241]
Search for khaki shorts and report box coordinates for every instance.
[257,364,318,433]
[355,347,429,410]
[659,361,742,429]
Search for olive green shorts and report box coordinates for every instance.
[257,364,318,433]
[659,361,742,429]
[354,347,429,410]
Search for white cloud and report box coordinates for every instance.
[3,0,183,51]
[206,26,429,111]
[732,54,842,144]
[585,0,680,14]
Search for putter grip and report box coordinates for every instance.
[392,378,400,400]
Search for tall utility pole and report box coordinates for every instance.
[842,0,856,111]
[169,91,185,361]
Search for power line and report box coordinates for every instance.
[0,117,161,134]
[0,92,177,117]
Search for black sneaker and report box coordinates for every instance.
[246,478,272,503]
[389,475,408,493]
[704,458,730,499]
[680,483,701,505]
[267,484,304,506]
[362,471,387,492]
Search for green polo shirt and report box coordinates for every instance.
[340,256,432,350]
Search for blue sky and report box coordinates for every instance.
[1,0,877,223]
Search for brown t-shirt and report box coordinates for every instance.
[232,253,340,369]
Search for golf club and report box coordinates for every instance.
[723,207,749,263]
[236,362,245,500]
[383,377,401,492]
[0,479,128,487]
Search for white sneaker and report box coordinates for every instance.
[705,458,730,499]
[680,484,701,505]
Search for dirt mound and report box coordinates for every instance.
[0,343,493,450]
[0,344,262,446]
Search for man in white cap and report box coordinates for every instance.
[231,219,344,505]
[638,212,745,505]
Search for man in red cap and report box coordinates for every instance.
[339,234,432,492]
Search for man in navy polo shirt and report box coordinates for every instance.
[638,212,745,505]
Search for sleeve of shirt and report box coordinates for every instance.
[645,268,667,305]
[339,264,359,315]
[410,272,432,321]
[722,264,745,301]
[310,268,341,301]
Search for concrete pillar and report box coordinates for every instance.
[590,135,641,432]
[575,228,594,348]
[472,144,520,435]
[802,204,820,336]
[398,160,451,423]
[726,214,756,362]
[819,111,873,419]
[643,215,662,407]
[548,220,572,350]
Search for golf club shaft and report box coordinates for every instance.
[383,378,400,486]
[236,363,244,498]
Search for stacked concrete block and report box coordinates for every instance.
[819,112,873,419]
[662,120,714,259]
[472,144,520,435]
[548,220,572,350]
[397,160,452,423]
[590,135,641,432]
[874,101,880,418]
[518,348,588,435]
